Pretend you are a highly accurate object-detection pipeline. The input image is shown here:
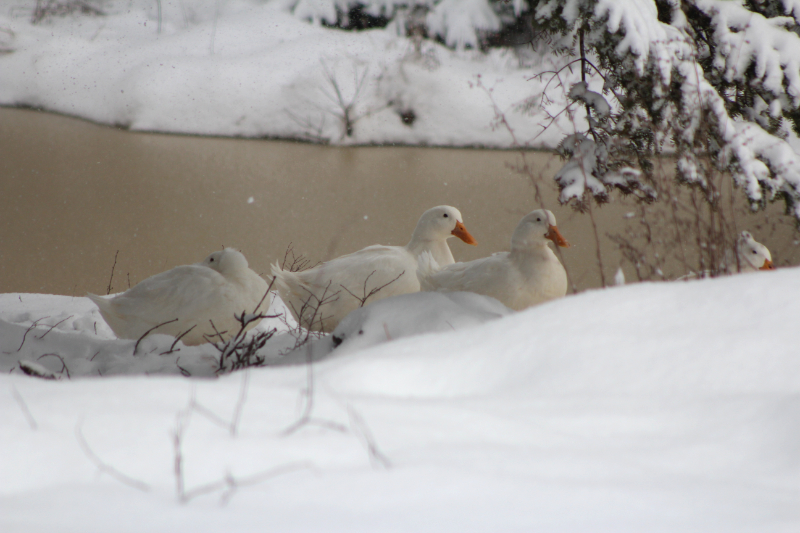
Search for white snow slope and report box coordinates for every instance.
[0,0,575,147]
[1,268,798,532]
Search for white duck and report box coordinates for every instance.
[417,209,569,311]
[271,205,477,332]
[88,249,269,346]
[728,231,775,272]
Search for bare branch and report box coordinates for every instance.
[230,370,249,437]
[11,386,37,430]
[36,315,72,340]
[16,317,50,352]
[133,318,179,355]
[75,420,151,492]
[160,325,196,355]
[106,250,119,295]
[37,353,71,379]
[348,405,391,469]
[339,270,405,308]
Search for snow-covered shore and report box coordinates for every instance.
[2,268,798,531]
[0,0,575,147]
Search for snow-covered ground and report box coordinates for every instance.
[1,2,799,530]
[2,268,798,531]
[0,0,577,147]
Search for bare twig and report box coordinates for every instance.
[348,406,391,469]
[217,462,316,506]
[133,318,179,355]
[16,317,50,352]
[37,353,71,379]
[339,270,405,308]
[75,420,151,492]
[11,386,38,430]
[106,250,119,295]
[230,370,249,437]
[36,315,72,340]
[160,325,197,355]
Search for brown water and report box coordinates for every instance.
[1,107,797,296]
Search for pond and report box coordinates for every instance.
[1,107,796,296]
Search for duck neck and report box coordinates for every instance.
[510,241,553,265]
[407,237,455,266]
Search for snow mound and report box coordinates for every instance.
[320,268,800,398]
[330,291,512,353]
[0,293,291,378]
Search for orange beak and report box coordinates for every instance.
[760,259,776,270]
[545,225,570,248]
[451,220,477,246]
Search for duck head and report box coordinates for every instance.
[201,248,250,275]
[412,205,477,245]
[737,231,774,271]
[512,209,570,250]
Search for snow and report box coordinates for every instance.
[2,268,799,531]
[1,3,800,528]
[0,0,576,148]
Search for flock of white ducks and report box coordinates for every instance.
[87,207,775,345]
[271,205,477,332]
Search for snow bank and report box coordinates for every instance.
[321,267,800,398]
[1,267,799,531]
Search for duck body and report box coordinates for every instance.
[88,249,268,345]
[418,209,569,311]
[272,205,477,332]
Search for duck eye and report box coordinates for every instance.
[536,218,541,222]
[443,213,449,218]
[210,258,215,262]
[752,250,757,254]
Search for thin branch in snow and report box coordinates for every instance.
[339,269,405,308]
[36,315,72,340]
[203,319,229,345]
[217,462,317,506]
[282,344,347,436]
[37,353,71,379]
[106,250,119,295]
[159,325,196,355]
[282,345,316,436]
[75,420,151,492]
[133,318,179,355]
[11,386,37,430]
[16,316,50,352]
[213,283,279,374]
[347,405,391,469]
[230,370,249,437]
[175,357,191,377]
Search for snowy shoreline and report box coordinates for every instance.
[2,103,564,151]
[0,0,577,148]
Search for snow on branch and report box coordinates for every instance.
[554,133,655,205]
[535,0,800,220]
[695,0,800,104]
[426,0,501,49]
